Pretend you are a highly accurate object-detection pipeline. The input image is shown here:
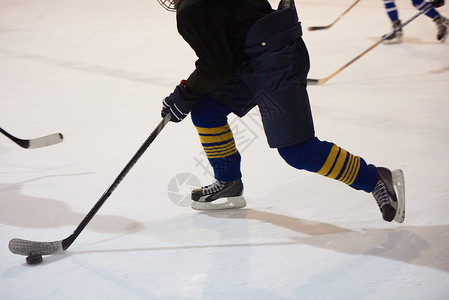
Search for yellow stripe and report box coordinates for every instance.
[339,154,354,183]
[203,140,237,159]
[203,140,235,150]
[199,131,233,144]
[196,124,230,135]
[342,157,356,184]
[327,149,348,179]
[207,148,238,158]
[317,145,339,176]
[205,143,236,156]
[342,156,359,184]
[345,156,360,185]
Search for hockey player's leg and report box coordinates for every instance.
[382,0,403,44]
[434,14,449,42]
[190,96,246,210]
[278,138,405,223]
[412,0,439,19]
[411,0,448,41]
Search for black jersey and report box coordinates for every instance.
[176,0,273,97]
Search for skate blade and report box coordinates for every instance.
[392,169,405,223]
[191,196,246,211]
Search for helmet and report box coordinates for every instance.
[156,0,177,12]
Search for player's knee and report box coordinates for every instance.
[278,137,329,171]
[191,96,229,128]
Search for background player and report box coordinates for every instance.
[382,0,448,43]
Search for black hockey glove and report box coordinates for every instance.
[161,81,197,123]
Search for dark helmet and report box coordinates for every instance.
[156,0,177,12]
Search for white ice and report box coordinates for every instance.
[1,0,448,299]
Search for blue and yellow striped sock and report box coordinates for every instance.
[317,144,361,186]
[196,124,242,182]
[278,137,378,192]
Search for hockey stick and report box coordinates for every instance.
[308,0,361,31]
[0,127,63,149]
[307,3,435,85]
[9,114,171,257]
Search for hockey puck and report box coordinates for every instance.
[26,254,43,265]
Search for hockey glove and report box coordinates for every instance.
[161,81,197,123]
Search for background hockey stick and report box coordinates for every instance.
[307,3,436,85]
[9,114,171,257]
[0,127,63,149]
[308,0,361,31]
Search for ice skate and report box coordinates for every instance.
[435,15,449,42]
[372,167,405,223]
[191,179,246,210]
[383,20,403,44]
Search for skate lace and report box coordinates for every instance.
[202,180,225,196]
[372,180,390,209]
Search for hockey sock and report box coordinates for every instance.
[412,0,439,19]
[191,97,242,182]
[383,0,400,22]
[278,137,378,192]
[195,124,242,182]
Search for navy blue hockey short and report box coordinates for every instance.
[195,7,314,149]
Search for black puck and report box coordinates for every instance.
[26,254,43,265]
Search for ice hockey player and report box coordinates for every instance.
[156,0,405,223]
[382,0,448,43]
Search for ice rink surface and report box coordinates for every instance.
[1,0,448,299]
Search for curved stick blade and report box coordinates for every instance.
[9,238,64,256]
[307,78,319,85]
[28,133,63,149]
[308,26,329,31]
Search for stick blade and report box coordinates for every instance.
[307,78,320,85]
[27,133,63,149]
[307,77,331,85]
[9,238,64,256]
[308,26,329,31]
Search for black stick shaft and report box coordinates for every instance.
[0,127,29,148]
[62,115,171,250]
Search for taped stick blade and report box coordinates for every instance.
[307,78,319,85]
[308,26,329,31]
[9,238,64,256]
